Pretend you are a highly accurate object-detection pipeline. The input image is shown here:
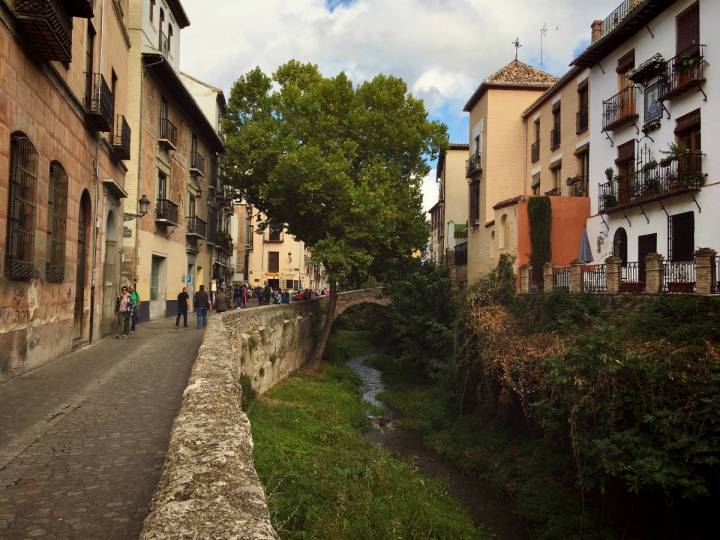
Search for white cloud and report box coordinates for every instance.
[179,0,623,112]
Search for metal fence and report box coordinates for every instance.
[662,261,696,294]
[582,264,607,293]
[620,262,645,293]
[554,267,570,290]
[530,267,544,293]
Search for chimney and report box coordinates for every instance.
[591,19,603,43]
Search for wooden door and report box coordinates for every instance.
[638,234,657,283]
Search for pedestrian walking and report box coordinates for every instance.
[215,289,227,313]
[234,285,242,309]
[176,286,190,328]
[241,284,248,308]
[129,284,140,333]
[115,285,132,339]
[194,284,212,329]
[282,289,290,304]
[263,284,272,306]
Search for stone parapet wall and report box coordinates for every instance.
[141,289,388,539]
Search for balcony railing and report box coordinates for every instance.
[576,108,589,133]
[662,260,696,294]
[159,117,177,151]
[582,264,607,293]
[598,153,705,213]
[186,216,207,239]
[602,86,637,132]
[568,175,588,197]
[155,198,179,225]
[207,225,220,246]
[14,0,73,62]
[620,262,645,293]
[550,128,560,150]
[659,45,706,102]
[85,73,114,132]
[190,151,206,176]
[465,153,482,177]
[111,115,131,160]
[600,0,639,40]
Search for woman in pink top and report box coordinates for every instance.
[115,285,133,339]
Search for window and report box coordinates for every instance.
[6,134,38,280]
[84,24,96,107]
[498,214,508,250]
[158,8,165,50]
[286,279,294,289]
[531,173,541,196]
[47,162,68,283]
[551,102,561,149]
[577,80,589,133]
[469,181,480,223]
[188,193,196,218]
[111,69,118,114]
[268,251,280,273]
[157,171,168,200]
[615,140,635,205]
[168,25,173,52]
[150,0,155,22]
[676,2,699,56]
[668,212,694,262]
[531,118,540,162]
[150,255,164,300]
[613,228,628,267]
[474,135,480,157]
[675,109,701,154]
[551,165,562,193]
[160,95,168,121]
[268,226,282,242]
[575,150,589,196]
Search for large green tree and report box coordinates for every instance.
[223,60,446,364]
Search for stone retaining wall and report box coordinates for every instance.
[140,290,387,538]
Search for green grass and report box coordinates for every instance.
[249,362,489,539]
[370,355,614,540]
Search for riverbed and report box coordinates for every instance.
[348,355,528,540]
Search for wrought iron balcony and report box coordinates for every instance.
[530,141,540,163]
[14,0,73,62]
[155,198,179,225]
[66,0,95,18]
[111,115,131,160]
[550,128,561,150]
[567,175,588,197]
[659,45,706,102]
[186,216,207,239]
[602,86,637,132]
[206,225,220,246]
[576,108,589,133]
[598,153,705,213]
[159,116,177,151]
[465,153,482,177]
[599,0,638,40]
[190,151,206,176]
[85,73,114,132]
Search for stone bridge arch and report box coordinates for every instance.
[333,288,390,320]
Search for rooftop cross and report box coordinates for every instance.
[513,37,522,60]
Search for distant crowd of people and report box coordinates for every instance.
[114,280,330,337]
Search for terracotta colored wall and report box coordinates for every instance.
[517,196,591,269]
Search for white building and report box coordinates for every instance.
[574,0,718,287]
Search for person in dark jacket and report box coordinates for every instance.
[263,285,272,305]
[193,284,212,329]
[176,287,189,328]
[215,289,227,313]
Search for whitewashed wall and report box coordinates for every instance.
[586,0,720,263]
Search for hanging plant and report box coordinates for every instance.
[528,197,552,271]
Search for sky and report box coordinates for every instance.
[178,0,621,213]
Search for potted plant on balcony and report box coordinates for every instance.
[601,168,618,209]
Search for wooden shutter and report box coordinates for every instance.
[268,252,279,273]
[615,140,635,164]
[676,2,700,55]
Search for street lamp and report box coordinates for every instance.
[124,194,151,221]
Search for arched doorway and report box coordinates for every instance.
[102,210,119,336]
[613,228,628,267]
[74,191,92,341]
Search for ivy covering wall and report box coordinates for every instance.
[528,196,552,270]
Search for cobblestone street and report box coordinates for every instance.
[0,317,203,539]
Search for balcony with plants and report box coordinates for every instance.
[598,144,706,213]
[659,45,706,102]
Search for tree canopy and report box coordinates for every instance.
[222,60,447,285]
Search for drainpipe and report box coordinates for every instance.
[89,0,107,344]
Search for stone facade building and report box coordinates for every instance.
[0,0,132,380]
[120,0,226,320]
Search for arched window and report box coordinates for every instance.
[6,133,38,280]
[47,161,68,282]
[613,228,628,267]
[168,25,173,52]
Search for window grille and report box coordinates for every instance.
[6,134,38,280]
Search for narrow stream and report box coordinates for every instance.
[347,356,528,540]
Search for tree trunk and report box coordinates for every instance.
[309,278,337,367]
